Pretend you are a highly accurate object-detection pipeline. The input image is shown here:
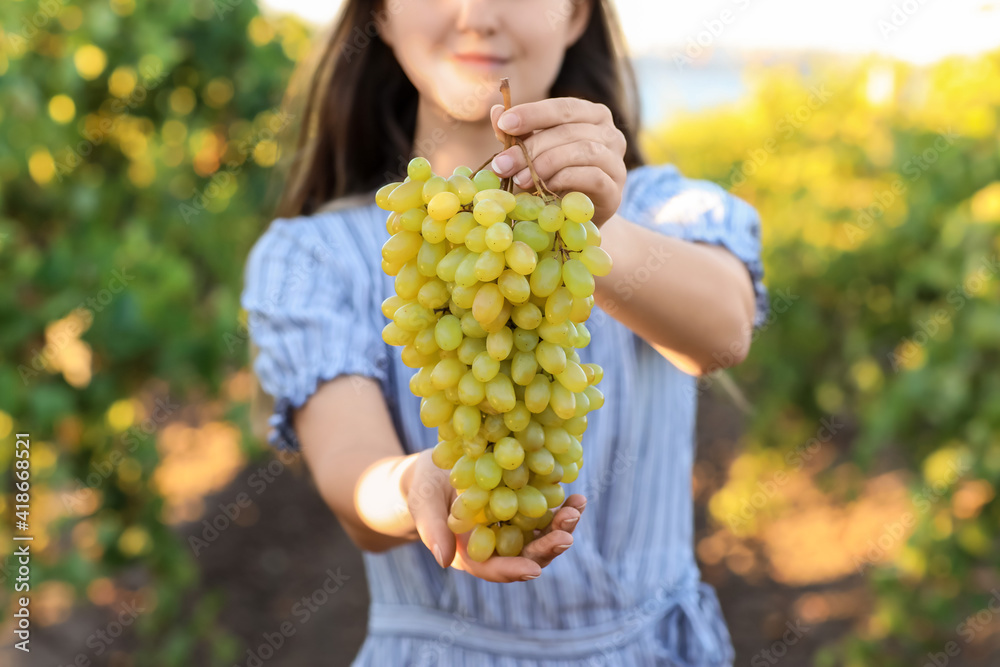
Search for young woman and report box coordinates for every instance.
[242,0,767,664]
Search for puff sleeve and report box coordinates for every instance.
[621,164,769,328]
[241,215,390,451]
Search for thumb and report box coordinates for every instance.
[409,476,455,569]
[490,104,506,145]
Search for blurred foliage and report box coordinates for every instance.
[645,53,1000,664]
[0,0,307,664]
[3,0,1000,663]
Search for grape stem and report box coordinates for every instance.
[489,78,556,200]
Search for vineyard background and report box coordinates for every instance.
[2,1,999,665]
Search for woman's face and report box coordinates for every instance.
[377,0,592,121]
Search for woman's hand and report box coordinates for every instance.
[404,448,586,583]
[487,98,628,227]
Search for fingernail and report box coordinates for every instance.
[498,112,520,132]
[563,517,579,527]
[521,573,540,581]
[553,543,571,553]
[491,153,514,175]
[433,544,444,568]
[513,170,529,187]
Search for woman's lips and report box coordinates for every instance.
[452,53,510,69]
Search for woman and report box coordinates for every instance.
[243,0,767,663]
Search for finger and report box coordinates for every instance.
[453,532,542,582]
[497,98,612,136]
[539,494,586,537]
[490,104,506,145]
[491,124,626,178]
[544,165,620,203]
[409,479,456,569]
[521,529,574,568]
[505,141,625,191]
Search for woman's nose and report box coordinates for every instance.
[455,0,500,35]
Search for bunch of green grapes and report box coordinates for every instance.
[376,156,610,562]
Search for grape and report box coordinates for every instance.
[376,182,402,209]
[413,327,440,355]
[578,246,612,277]
[473,169,502,191]
[529,256,562,297]
[447,174,477,204]
[445,211,478,243]
[526,448,555,475]
[513,220,550,252]
[545,287,573,324]
[434,314,463,350]
[486,327,514,361]
[467,524,496,562]
[512,193,544,221]
[387,180,425,212]
[432,439,463,469]
[464,225,488,253]
[561,191,594,223]
[495,524,524,557]
[450,455,476,489]
[453,405,481,437]
[498,270,530,304]
[524,375,551,414]
[472,350,501,382]
[485,222,514,251]
[472,283,504,323]
[474,199,506,226]
[537,204,565,232]
[516,485,548,518]
[474,250,505,282]
[431,358,466,390]
[382,230,423,265]
[559,221,588,251]
[489,486,519,521]
[408,157,432,181]
[475,452,503,489]
[494,436,525,469]
[422,176,449,204]
[378,153,611,559]
[562,258,595,298]
[510,351,538,386]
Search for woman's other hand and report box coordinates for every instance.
[405,448,587,583]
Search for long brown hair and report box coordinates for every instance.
[273,0,645,219]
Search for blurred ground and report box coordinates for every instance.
[28,385,998,666]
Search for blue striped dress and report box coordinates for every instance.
[242,163,768,667]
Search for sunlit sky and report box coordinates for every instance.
[262,0,1000,65]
